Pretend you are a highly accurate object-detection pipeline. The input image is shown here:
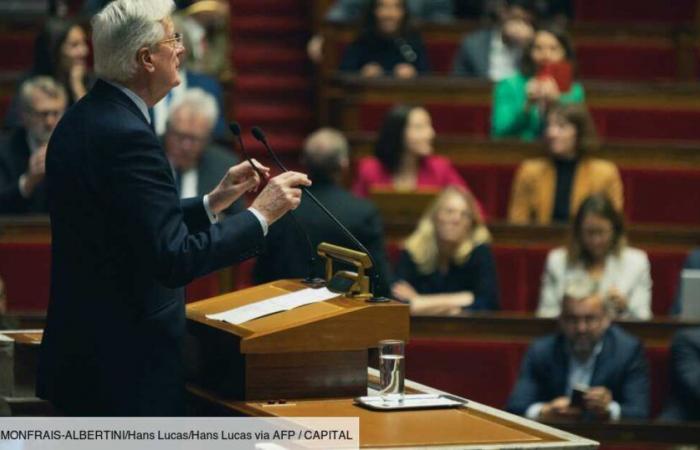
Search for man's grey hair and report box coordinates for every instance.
[167,88,219,130]
[91,0,175,82]
[19,76,67,112]
[562,276,615,316]
[303,128,349,160]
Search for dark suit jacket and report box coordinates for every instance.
[37,79,265,416]
[451,28,492,77]
[0,128,48,214]
[660,327,700,421]
[253,181,391,297]
[172,143,243,215]
[670,248,700,315]
[339,31,431,75]
[506,325,650,420]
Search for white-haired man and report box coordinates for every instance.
[38,0,310,416]
[164,88,241,214]
[0,76,66,213]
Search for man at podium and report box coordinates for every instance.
[37,0,310,416]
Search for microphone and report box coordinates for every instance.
[230,122,320,285]
[251,126,387,302]
[229,122,265,183]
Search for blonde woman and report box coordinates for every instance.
[392,186,499,314]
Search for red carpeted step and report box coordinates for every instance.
[235,74,310,99]
[235,103,313,127]
[242,132,305,156]
[231,16,308,37]
[230,0,304,17]
[233,46,308,73]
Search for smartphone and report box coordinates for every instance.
[537,61,573,93]
[570,387,586,409]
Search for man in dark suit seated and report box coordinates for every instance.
[660,327,700,421]
[506,278,650,421]
[163,87,241,214]
[670,248,700,315]
[253,128,391,296]
[0,76,66,214]
[37,0,310,416]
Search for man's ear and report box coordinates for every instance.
[137,47,156,73]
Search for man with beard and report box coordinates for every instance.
[506,278,650,421]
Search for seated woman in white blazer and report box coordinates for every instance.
[538,194,652,320]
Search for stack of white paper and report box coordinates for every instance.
[205,287,340,325]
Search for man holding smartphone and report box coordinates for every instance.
[506,278,650,421]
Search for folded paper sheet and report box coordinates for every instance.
[205,287,340,325]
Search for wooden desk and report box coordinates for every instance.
[410,313,700,347]
[188,371,598,449]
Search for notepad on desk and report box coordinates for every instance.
[205,287,341,325]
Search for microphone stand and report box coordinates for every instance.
[251,126,388,302]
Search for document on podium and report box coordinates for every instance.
[205,287,341,325]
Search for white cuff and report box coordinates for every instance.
[248,207,268,236]
[18,174,30,198]
[607,401,621,421]
[202,195,218,224]
[525,402,545,420]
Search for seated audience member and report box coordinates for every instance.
[253,128,391,296]
[392,186,499,314]
[326,0,453,22]
[352,105,474,198]
[491,26,584,141]
[507,278,650,421]
[452,0,534,81]
[5,18,90,128]
[164,88,242,214]
[309,0,452,62]
[150,16,227,139]
[669,248,700,315]
[339,0,430,78]
[508,103,623,224]
[660,327,700,421]
[0,77,67,214]
[538,195,652,320]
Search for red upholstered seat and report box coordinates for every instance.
[185,273,222,303]
[575,41,678,81]
[0,34,34,71]
[574,0,698,24]
[406,339,527,407]
[646,346,671,418]
[0,243,51,312]
[647,251,686,316]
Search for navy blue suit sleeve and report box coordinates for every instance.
[466,244,500,311]
[179,197,211,232]
[107,127,264,288]
[506,345,545,415]
[617,341,650,419]
[671,249,700,315]
[671,330,700,405]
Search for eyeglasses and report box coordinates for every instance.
[156,32,183,49]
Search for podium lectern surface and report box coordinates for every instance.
[186,279,409,400]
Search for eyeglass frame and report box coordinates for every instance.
[154,32,184,49]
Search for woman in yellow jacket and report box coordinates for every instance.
[508,103,623,224]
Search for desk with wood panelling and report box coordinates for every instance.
[188,370,598,449]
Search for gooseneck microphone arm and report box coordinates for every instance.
[251,126,385,300]
[229,122,318,284]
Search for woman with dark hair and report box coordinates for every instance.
[352,105,472,198]
[339,0,430,78]
[538,194,652,320]
[5,18,91,127]
[491,25,584,140]
[508,103,623,224]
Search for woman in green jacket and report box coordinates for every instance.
[491,26,585,141]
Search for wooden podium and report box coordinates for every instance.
[185,279,409,401]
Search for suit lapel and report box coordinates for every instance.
[552,334,570,395]
[590,329,613,387]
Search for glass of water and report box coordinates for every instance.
[378,339,405,401]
